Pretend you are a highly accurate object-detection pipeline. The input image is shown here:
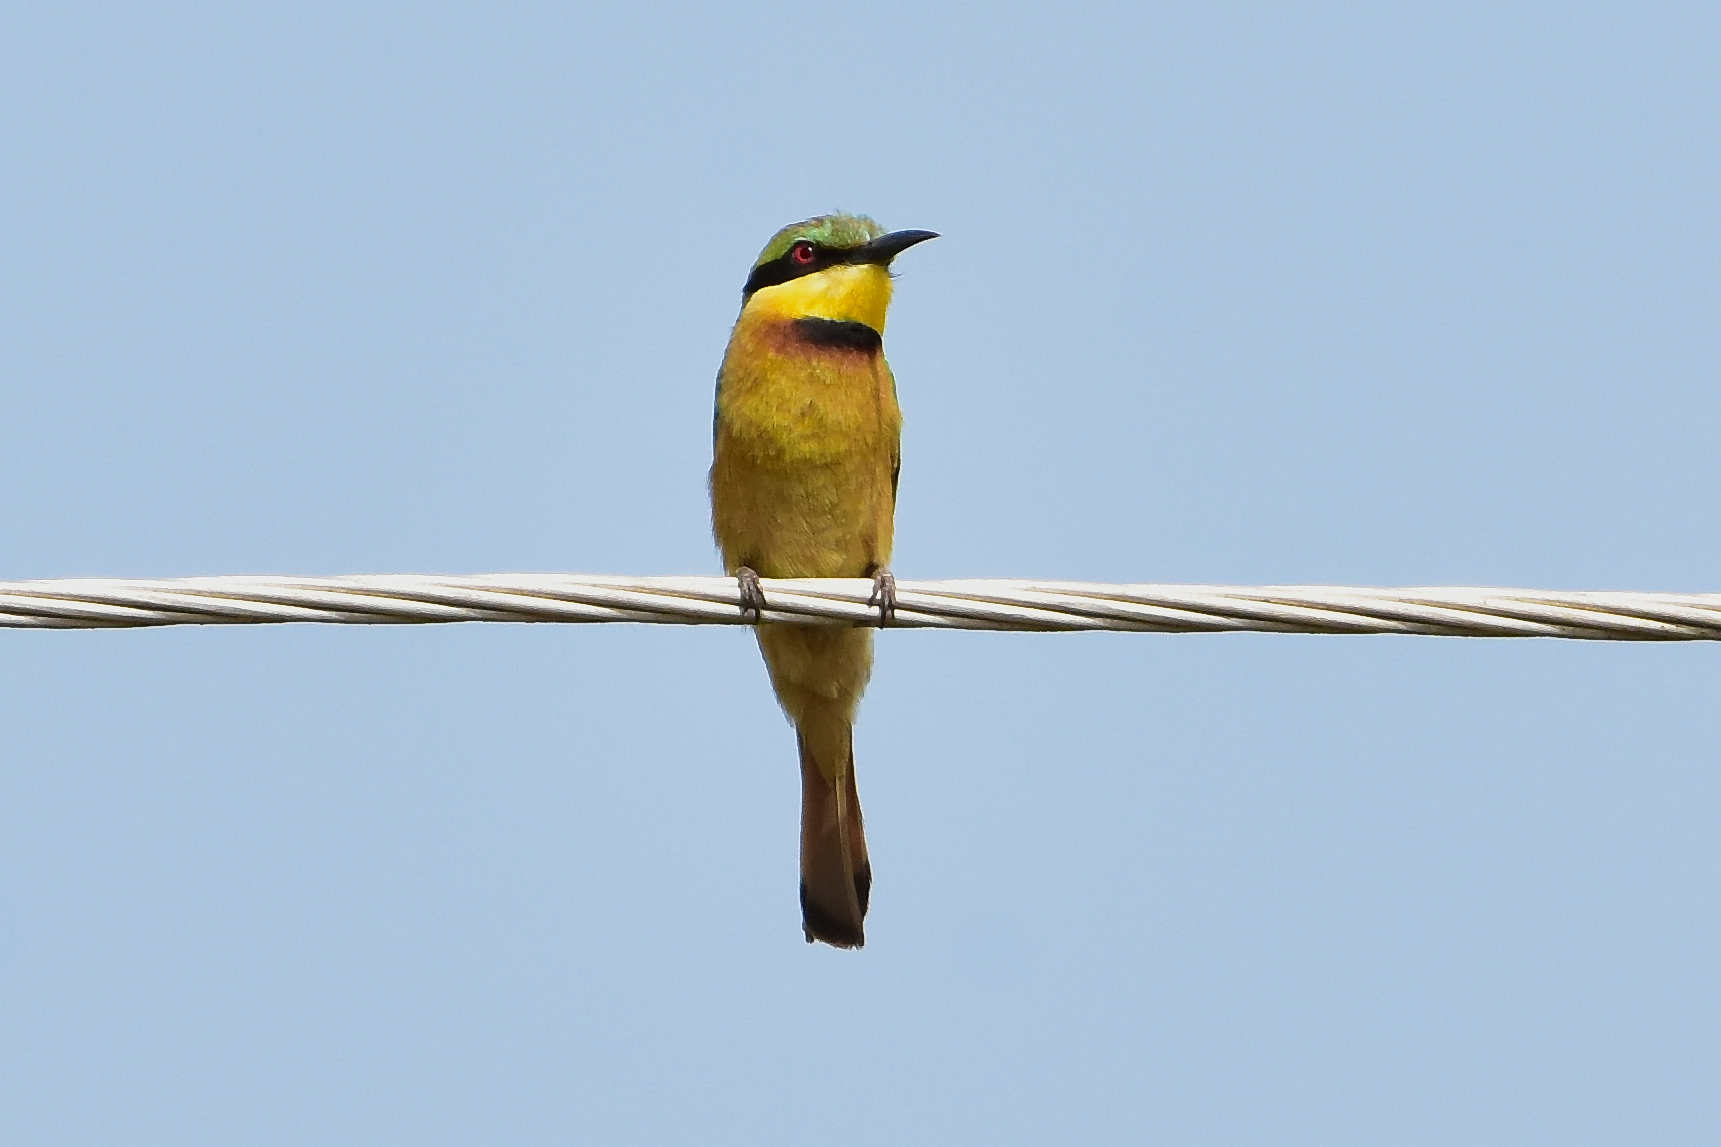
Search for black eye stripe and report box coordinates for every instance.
[741,242,846,299]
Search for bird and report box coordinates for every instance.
[709,214,937,948]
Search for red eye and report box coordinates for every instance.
[790,241,816,265]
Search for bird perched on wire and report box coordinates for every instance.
[709,214,937,948]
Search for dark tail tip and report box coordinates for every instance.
[800,863,872,949]
[855,860,872,916]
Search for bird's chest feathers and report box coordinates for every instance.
[718,323,900,465]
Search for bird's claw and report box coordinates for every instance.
[867,568,897,627]
[736,566,766,622]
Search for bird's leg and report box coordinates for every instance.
[735,565,766,622]
[867,566,896,627]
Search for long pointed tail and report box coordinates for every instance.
[797,727,870,948]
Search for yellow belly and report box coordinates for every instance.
[709,324,901,579]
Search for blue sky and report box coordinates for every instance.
[3,3,1718,1143]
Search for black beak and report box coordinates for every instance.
[848,229,939,266]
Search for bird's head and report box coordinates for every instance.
[740,214,937,333]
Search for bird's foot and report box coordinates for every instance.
[735,566,766,622]
[867,567,897,627]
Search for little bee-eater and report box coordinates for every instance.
[709,214,937,948]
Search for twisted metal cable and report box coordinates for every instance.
[4,574,1721,639]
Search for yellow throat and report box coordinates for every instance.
[742,263,895,332]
